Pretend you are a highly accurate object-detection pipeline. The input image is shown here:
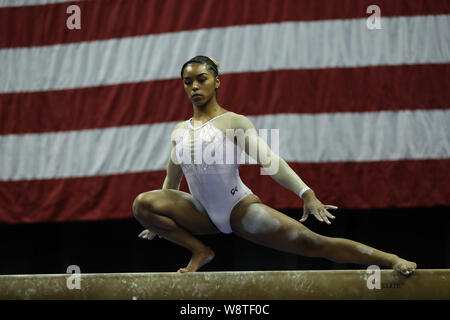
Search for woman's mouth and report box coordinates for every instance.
[192,94,202,100]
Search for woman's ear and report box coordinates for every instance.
[215,77,220,89]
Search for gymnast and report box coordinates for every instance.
[133,56,416,276]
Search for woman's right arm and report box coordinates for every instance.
[162,146,183,190]
[162,122,185,190]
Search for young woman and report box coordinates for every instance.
[133,56,416,275]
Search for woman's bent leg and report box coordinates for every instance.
[133,189,220,272]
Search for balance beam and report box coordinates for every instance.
[0,270,448,300]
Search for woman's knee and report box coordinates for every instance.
[297,230,329,257]
[132,190,171,219]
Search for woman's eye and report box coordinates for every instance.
[184,79,205,85]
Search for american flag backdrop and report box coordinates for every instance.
[0,0,449,224]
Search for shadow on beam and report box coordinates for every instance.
[0,269,449,300]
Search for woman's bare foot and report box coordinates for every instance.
[178,247,215,273]
[392,256,417,276]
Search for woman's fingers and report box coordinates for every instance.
[324,210,336,219]
[146,232,157,240]
[138,230,149,238]
[299,211,309,222]
[319,210,331,224]
[312,210,324,223]
[138,229,157,240]
[312,209,334,224]
[324,205,337,220]
[301,205,338,224]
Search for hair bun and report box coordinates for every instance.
[208,57,220,70]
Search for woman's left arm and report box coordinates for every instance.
[230,114,338,224]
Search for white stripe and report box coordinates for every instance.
[0,0,80,7]
[1,15,449,93]
[1,110,449,181]
[1,122,173,181]
[253,110,450,163]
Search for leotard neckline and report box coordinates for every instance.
[188,112,230,130]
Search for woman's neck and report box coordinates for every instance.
[192,100,225,120]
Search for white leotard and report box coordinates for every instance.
[174,112,254,233]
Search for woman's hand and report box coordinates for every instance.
[138,229,157,240]
[300,191,338,224]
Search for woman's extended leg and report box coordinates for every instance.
[133,189,220,272]
[230,199,416,276]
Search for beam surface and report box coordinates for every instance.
[0,269,449,300]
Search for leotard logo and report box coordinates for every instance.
[230,186,238,195]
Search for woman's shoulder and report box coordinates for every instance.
[175,119,189,130]
[212,111,255,134]
[170,120,189,143]
[221,111,248,124]
[227,112,255,130]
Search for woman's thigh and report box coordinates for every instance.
[136,189,220,235]
[229,202,325,255]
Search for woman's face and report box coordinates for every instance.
[182,63,219,106]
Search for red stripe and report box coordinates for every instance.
[1,0,449,48]
[241,159,450,210]
[0,171,165,224]
[1,64,448,135]
[0,159,448,223]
